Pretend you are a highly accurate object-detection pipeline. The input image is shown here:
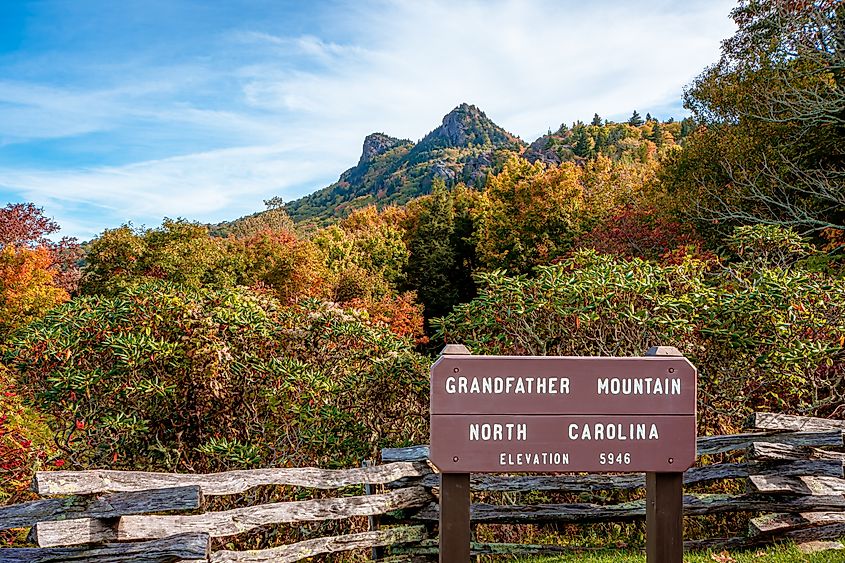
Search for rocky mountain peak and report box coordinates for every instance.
[417,103,523,151]
[358,133,407,165]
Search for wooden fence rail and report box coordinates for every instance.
[0,411,842,562]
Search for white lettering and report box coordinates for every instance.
[598,378,609,394]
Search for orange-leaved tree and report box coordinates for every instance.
[0,203,78,335]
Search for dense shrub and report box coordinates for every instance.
[575,205,710,263]
[81,220,230,295]
[434,227,845,432]
[0,363,56,546]
[5,282,429,471]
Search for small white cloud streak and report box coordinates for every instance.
[0,141,349,229]
[0,0,737,238]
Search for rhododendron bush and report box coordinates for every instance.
[434,227,845,432]
[5,282,429,471]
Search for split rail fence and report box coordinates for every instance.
[0,412,844,562]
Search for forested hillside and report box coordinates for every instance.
[1,0,843,553]
[255,103,696,227]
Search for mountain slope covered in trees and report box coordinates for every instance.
[285,103,524,223]
[246,104,696,228]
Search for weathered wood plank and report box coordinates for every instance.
[399,459,843,492]
[751,511,845,534]
[0,486,201,531]
[0,532,209,563]
[697,431,843,455]
[748,475,845,495]
[119,486,431,540]
[752,413,845,432]
[397,534,845,556]
[683,536,765,551]
[33,518,117,548]
[393,539,612,556]
[34,462,428,496]
[398,538,771,555]
[211,526,427,562]
[382,447,430,463]
[411,494,845,524]
[785,522,845,544]
[748,441,845,462]
[382,432,844,462]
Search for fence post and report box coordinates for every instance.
[438,344,472,563]
[645,346,685,563]
[362,460,383,560]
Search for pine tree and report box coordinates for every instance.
[645,112,653,122]
[679,117,696,138]
[404,179,471,321]
[628,111,644,126]
[572,125,596,158]
[649,121,664,147]
[591,113,603,126]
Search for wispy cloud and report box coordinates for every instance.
[0,0,737,239]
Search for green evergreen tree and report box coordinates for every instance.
[572,125,596,158]
[679,117,696,138]
[404,179,474,322]
[649,121,664,147]
[591,113,603,126]
[628,111,644,126]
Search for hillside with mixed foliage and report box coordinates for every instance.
[285,103,524,224]
[1,0,844,553]
[242,105,699,229]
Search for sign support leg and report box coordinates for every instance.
[646,472,683,563]
[439,472,471,563]
[645,344,685,563]
[438,344,472,563]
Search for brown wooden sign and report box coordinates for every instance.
[430,355,696,473]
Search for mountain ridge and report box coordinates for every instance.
[285,103,525,223]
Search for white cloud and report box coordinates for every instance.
[0,0,737,238]
[0,142,348,233]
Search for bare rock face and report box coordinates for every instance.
[523,135,563,166]
[438,104,477,146]
[431,161,457,182]
[462,152,494,184]
[358,133,408,165]
[417,103,523,151]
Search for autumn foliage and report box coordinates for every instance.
[0,204,80,336]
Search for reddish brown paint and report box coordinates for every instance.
[430,414,696,473]
[430,354,697,474]
[431,356,696,415]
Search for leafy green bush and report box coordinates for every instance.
[5,282,429,471]
[434,227,845,432]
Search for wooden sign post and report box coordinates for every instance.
[430,345,696,563]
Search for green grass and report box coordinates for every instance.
[514,542,845,562]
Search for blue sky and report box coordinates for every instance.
[0,0,737,239]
